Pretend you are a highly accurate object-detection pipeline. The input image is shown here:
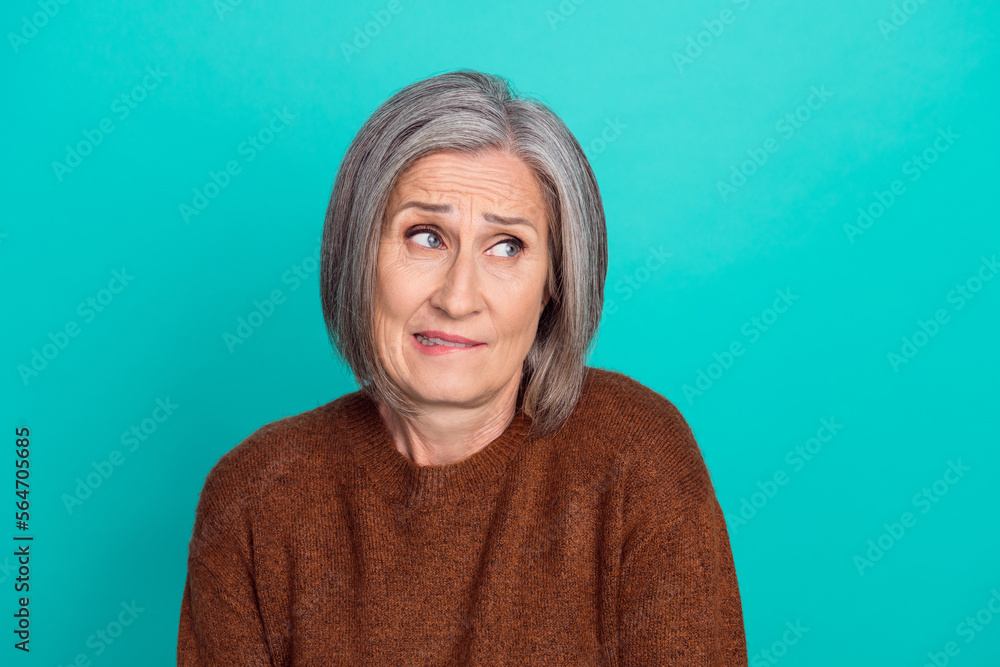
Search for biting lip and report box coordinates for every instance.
[413,330,484,345]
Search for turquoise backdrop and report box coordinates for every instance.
[3,0,998,664]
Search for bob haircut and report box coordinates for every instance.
[320,69,608,437]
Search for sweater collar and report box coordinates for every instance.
[341,390,534,508]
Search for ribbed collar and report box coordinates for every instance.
[340,390,534,508]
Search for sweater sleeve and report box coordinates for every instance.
[177,458,276,667]
[617,408,748,666]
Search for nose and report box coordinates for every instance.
[429,246,484,319]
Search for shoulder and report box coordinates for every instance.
[577,366,701,457]
[579,367,684,419]
[196,392,361,506]
[576,366,714,500]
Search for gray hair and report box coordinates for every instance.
[320,69,607,437]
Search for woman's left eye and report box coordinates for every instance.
[490,239,523,258]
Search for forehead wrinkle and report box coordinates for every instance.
[387,153,547,234]
[399,174,531,210]
[398,155,537,198]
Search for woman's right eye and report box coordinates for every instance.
[410,230,442,249]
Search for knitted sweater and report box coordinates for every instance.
[177,366,748,665]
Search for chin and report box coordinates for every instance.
[411,373,485,405]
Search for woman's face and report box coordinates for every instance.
[374,149,550,410]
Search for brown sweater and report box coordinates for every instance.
[177,366,748,665]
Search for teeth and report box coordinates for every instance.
[415,333,474,348]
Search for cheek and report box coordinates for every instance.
[375,260,426,333]
[494,294,545,348]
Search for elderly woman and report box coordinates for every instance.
[178,70,747,665]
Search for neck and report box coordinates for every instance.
[375,371,522,467]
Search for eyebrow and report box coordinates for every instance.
[394,201,537,231]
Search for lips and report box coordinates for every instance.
[414,330,484,346]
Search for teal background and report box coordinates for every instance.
[2,0,998,664]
